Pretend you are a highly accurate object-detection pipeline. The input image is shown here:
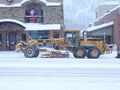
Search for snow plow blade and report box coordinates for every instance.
[41,51,69,58]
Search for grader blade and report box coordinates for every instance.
[41,51,69,58]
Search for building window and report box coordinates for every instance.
[6,0,13,4]
[25,8,43,23]
[22,34,26,41]
[0,34,2,47]
[96,12,98,18]
[107,10,110,13]
[30,31,49,39]
[53,32,59,38]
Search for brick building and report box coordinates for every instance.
[88,5,120,46]
[0,0,64,51]
[95,4,118,18]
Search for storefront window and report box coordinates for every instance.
[0,34,2,47]
[6,0,13,4]
[22,34,26,41]
[30,31,49,39]
[6,34,18,50]
[53,32,59,38]
[25,8,43,23]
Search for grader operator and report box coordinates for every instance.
[15,30,112,58]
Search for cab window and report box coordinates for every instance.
[65,32,79,45]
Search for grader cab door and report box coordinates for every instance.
[64,30,80,46]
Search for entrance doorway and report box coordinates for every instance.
[6,34,18,50]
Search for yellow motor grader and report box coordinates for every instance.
[15,30,112,58]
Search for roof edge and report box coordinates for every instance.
[0,19,26,27]
[0,0,61,7]
[87,22,114,31]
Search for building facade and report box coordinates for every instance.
[95,4,118,18]
[0,0,64,51]
[88,5,120,50]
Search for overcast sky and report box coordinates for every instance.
[64,0,120,30]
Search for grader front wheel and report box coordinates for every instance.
[23,46,39,58]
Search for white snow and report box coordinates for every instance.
[99,1,119,5]
[0,0,61,7]
[0,19,26,27]
[46,2,61,6]
[0,19,61,31]
[0,51,120,90]
[86,22,114,31]
[95,5,120,22]
[25,23,61,31]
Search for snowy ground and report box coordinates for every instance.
[0,51,120,90]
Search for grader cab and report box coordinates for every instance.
[15,30,112,58]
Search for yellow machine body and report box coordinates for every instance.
[15,30,112,58]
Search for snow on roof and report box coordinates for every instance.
[99,1,120,5]
[25,23,61,31]
[46,2,61,6]
[95,5,120,22]
[86,22,114,31]
[0,19,61,31]
[0,19,26,27]
[0,0,61,7]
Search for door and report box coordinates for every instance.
[7,34,18,51]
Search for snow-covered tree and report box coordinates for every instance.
[64,0,120,30]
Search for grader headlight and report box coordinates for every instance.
[100,40,103,44]
[15,43,22,52]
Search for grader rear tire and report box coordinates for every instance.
[87,47,101,58]
[23,46,39,58]
[73,46,86,58]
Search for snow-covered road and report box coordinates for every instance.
[1,67,120,77]
[0,51,120,90]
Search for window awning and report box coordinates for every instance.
[87,22,114,31]
[25,23,61,31]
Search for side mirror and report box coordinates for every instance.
[109,44,114,49]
